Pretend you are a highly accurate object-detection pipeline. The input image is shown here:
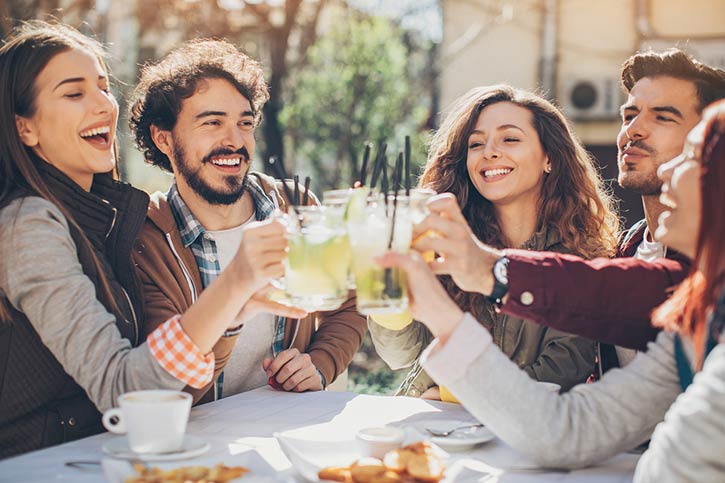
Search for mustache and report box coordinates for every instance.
[621,139,655,154]
[201,146,250,165]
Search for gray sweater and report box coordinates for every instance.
[422,313,725,482]
[0,197,182,412]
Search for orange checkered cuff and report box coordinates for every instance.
[147,315,215,389]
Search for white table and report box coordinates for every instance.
[0,387,638,482]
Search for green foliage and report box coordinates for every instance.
[346,332,408,396]
[282,13,429,190]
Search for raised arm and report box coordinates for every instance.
[0,198,183,411]
[375,250,681,469]
[503,251,687,350]
[414,194,689,350]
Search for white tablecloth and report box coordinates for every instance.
[0,387,638,482]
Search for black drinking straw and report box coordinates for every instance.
[268,156,300,217]
[359,143,371,187]
[381,156,389,216]
[384,154,404,298]
[387,154,403,250]
[293,175,300,205]
[302,176,311,205]
[404,136,411,196]
[369,142,387,190]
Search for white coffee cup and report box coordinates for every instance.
[102,390,192,454]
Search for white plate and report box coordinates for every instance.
[102,455,282,483]
[102,435,210,462]
[275,433,359,482]
[275,430,450,482]
[412,419,494,451]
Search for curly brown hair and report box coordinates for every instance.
[621,48,725,112]
[129,39,269,172]
[421,85,620,320]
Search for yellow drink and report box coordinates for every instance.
[370,309,414,330]
[439,385,460,403]
[284,206,350,311]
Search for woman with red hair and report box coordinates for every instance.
[377,99,725,481]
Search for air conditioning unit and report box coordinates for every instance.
[562,78,624,121]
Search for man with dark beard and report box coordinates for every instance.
[412,48,725,376]
[129,39,366,403]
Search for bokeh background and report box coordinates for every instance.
[4,0,725,394]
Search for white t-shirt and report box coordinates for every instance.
[616,227,667,367]
[207,216,275,397]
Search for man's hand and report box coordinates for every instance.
[263,348,324,392]
[232,284,307,328]
[230,219,287,293]
[413,193,502,296]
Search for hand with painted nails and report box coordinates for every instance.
[413,193,502,297]
[263,348,324,392]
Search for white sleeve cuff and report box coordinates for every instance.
[421,312,493,385]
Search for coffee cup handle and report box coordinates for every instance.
[102,408,126,434]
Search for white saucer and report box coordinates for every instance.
[415,419,495,451]
[102,435,210,461]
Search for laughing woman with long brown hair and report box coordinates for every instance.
[370,85,619,397]
[0,22,289,458]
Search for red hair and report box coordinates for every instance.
[652,100,725,366]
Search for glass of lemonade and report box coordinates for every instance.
[347,190,413,315]
[284,205,350,312]
[369,188,436,329]
[322,189,355,289]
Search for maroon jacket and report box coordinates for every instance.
[501,219,690,352]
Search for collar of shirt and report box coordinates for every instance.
[167,177,276,250]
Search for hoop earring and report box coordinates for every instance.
[545,165,552,174]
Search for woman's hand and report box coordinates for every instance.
[375,251,464,342]
[413,193,502,296]
[230,219,287,294]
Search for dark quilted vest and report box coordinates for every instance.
[0,162,148,458]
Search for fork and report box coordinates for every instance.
[425,423,484,437]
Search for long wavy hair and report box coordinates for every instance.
[0,21,121,320]
[653,100,725,367]
[421,85,619,321]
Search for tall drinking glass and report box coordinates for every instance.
[322,189,355,289]
[370,188,436,329]
[284,206,350,312]
[347,192,413,315]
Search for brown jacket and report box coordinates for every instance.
[132,171,366,404]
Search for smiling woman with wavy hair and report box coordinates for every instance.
[370,84,619,399]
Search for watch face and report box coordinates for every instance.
[494,258,509,285]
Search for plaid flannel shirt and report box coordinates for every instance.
[148,314,215,388]
[167,179,289,397]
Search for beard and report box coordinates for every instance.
[618,169,662,195]
[173,140,249,205]
[617,139,662,196]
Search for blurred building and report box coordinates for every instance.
[439,0,725,226]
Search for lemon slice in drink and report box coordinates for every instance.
[344,186,369,223]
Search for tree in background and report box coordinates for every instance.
[282,12,431,190]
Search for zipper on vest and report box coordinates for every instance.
[165,233,198,303]
[120,286,139,346]
[103,202,118,240]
